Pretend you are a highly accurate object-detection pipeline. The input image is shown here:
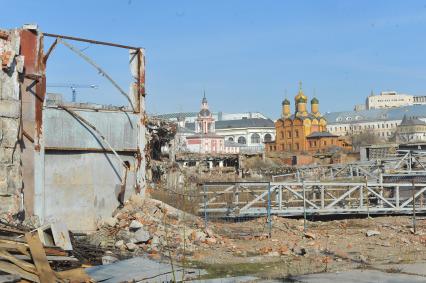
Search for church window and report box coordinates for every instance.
[281,131,284,138]
[295,130,299,138]
[237,136,246,144]
[295,143,299,150]
[287,131,292,138]
[228,137,234,142]
[264,133,272,142]
[251,133,261,144]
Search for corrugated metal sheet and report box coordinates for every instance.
[44,107,138,151]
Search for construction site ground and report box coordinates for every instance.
[187,215,426,280]
[88,193,426,280]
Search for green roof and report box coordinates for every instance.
[282,98,290,105]
[311,97,319,104]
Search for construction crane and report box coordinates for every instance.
[47,84,98,102]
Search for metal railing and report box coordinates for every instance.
[200,182,272,236]
[200,181,426,218]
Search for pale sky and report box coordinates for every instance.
[4,0,426,119]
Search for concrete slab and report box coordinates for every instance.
[375,263,426,276]
[86,256,204,283]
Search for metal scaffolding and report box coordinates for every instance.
[200,181,426,217]
[294,150,426,182]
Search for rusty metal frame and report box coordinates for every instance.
[57,38,135,110]
[43,33,141,50]
[42,32,145,113]
[17,29,147,225]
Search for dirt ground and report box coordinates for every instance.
[89,194,426,280]
[186,215,426,279]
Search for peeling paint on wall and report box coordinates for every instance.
[0,25,147,231]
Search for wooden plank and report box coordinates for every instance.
[13,255,79,262]
[57,268,92,282]
[0,242,30,257]
[0,236,25,243]
[24,232,58,283]
[0,240,67,257]
[43,248,67,257]
[0,250,37,274]
[0,226,25,235]
[0,261,39,283]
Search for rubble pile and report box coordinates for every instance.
[0,222,92,282]
[91,195,220,260]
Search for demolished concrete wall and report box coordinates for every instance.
[39,103,142,230]
[0,29,24,217]
[0,25,147,231]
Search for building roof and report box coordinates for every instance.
[282,98,290,105]
[186,118,274,131]
[400,115,426,126]
[296,96,307,103]
[153,112,199,120]
[216,118,275,129]
[306,131,338,138]
[152,111,269,121]
[324,105,426,125]
[199,108,211,117]
[280,113,324,121]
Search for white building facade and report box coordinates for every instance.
[184,118,275,154]
[324,105,426,141]
[364,91,426,110]
[396,116,426,143]
[366,91,413,110]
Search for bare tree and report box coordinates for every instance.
[350,130,381,151]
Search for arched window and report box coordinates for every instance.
[237,136,246,144]
[251,133,260,144]
[264,133,272,142]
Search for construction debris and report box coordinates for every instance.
[366,230,381,237]
[0,224,92,282]
[88,194,219,260]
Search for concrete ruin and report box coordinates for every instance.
[0,25,146,231]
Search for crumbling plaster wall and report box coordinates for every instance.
[0,29,24,217]
[0,26,147,231]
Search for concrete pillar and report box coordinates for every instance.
[219,160,224,167]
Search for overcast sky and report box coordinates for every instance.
[4,0,426,119]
